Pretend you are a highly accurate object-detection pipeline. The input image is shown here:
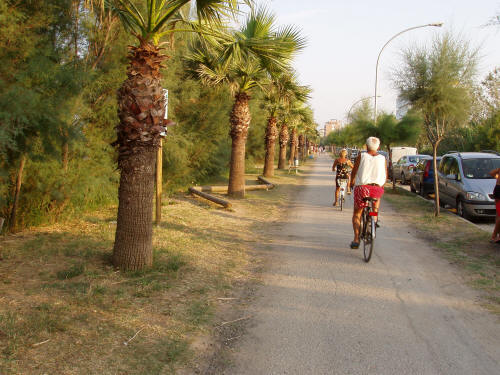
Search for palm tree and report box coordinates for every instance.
[297,107,315,161]
[261,73,309,177]
[103,0,245,270]
[284,103,310,166]
[277,121,289,170]
[187,7,305,197]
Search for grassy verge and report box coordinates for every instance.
[383,187,500,313]
[0,169,304,374]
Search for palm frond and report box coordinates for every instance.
[104,0,248,44]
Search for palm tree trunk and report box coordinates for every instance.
[278,123,288,170]
[298,134,305,161]
[263,116,278,177]
[228,92,251,198]
[9,154,26,232]
[113,149,156,269]
[289,128,298,165]
[112,42,167,271]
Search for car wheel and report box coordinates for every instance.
[439,197,446,207]
[401,172,405,184]
[457,198,470,220]
[410,181,416,193]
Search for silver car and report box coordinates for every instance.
[393,154,431,184]
[437,152,500,219]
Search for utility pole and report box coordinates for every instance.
[156,89,168,226]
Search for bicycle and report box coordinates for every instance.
[337,179,349,211]
[360,197,378,262]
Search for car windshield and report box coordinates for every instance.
[408,155,427,163]
[462,158,500,179]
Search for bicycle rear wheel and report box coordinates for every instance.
[363,213,375,262]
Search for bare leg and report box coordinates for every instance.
[352,207,363,243]
[333,186,340,205]
[492,214,500,241]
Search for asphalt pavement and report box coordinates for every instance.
[229,154,500,375]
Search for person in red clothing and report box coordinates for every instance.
[488,167,500,243]
[349,137,388,249]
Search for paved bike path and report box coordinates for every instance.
[230,154,499,374]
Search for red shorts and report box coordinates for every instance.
[496,200,500,216]
[354,185,385,209]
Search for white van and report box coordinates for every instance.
[389,147,417,178]
[390,147,418,164]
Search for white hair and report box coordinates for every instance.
[366,137,380,151]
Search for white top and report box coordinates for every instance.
[355,152,387,187]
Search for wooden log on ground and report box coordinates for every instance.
[246,184,273,191]
[195,185,228,193]
[189,187,232,208]
[257,176,275,189]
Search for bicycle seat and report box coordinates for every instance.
[362,197,378,202]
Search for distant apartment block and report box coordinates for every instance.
[323,119,342,137]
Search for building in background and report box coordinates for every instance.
[323,119,342,137]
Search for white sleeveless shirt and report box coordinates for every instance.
[355,152,387,187]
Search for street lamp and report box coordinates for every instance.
[373,22,443,123]
[347,95,381,122]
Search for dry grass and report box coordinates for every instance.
[384,187,500,314]
[0,170,303,374]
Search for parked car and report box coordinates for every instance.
[350,148,359,162]
[393,154,431,184]
[437,152,500,219]
[410,157,441,196]
[389,147,417,179]
[360,149,389,162]
[378,150,389,163]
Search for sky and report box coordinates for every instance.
[258,0,500,128]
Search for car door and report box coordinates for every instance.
[395,156,405,180]
[446,158,463,207]
[413,160,425,190]
[438,157,453,204]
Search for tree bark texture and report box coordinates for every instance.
[9,154,26,231]
[289,128,298,166]
[113,150,156,270]
[298,134,305,161]
[278,123,289,170]
[112,42,167,271]
[228,92,251,198]
[263,116,278,177]
[433,142,441,216]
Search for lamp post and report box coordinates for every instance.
[347,95,381,122]
[373,22,443,123]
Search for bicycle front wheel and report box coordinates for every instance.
[363,215,375,262]
[340,193,344,211]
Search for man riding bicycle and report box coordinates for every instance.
[349,137,388,249]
